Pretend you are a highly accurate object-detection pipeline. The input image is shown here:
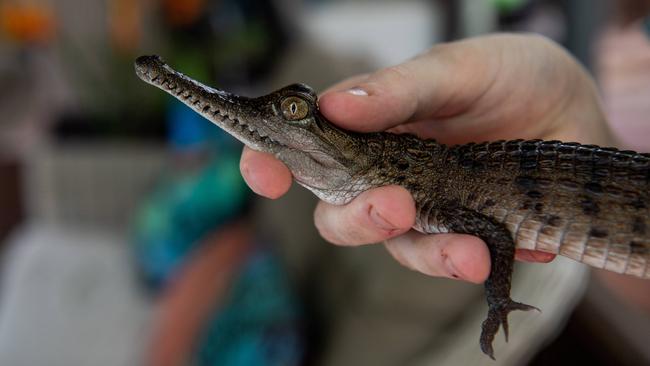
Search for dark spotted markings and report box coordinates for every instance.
[630,241,648,254]
[580,196,600,216]
[632,216,646,235]
[515,175,538,192]
[584,181,603,194]
[629,198,647,210]
[480,199,497,212]
[589,228,608,238]
[520,159,538,170]
[527,190,544,199]
[396,160,410,171]
[545,215,562,227]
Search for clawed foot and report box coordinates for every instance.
[479,299,540,360]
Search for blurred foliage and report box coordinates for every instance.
[0,2,56,43]
[1,0,290,140]
[493,0,530,13]
[162,0,207,27]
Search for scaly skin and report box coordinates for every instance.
[135,55,650,359]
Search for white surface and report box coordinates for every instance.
[0,224,151,366]
[459,0,496,37]
[302,1,440,68]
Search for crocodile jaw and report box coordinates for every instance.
[135,55,373,202]
[135,55,282,153]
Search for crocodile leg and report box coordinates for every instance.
[439,205,539,359]
[479,224,540,359]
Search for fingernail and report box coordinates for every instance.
[530,251,556,263]
[369,206,398,231]
[516,251,536,263]
[346,87,368,96]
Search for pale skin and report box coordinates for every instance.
[240,34,616,284]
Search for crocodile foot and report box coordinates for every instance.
[480,299,540,360]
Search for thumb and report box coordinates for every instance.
[318,38,501,133]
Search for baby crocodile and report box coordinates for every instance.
[134,55,649,359]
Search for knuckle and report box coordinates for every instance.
[371,66,420,118]
[375,64,413,84]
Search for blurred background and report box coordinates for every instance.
[0,0,649,365]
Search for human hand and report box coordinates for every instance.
[240,34,616,283]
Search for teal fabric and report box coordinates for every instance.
[132,151,250,288]
[193,247,303,366]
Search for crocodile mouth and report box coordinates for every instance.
[135,55,283,152]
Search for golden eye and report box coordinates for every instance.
[281,96,309,120]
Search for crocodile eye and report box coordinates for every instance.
[281,96,309,121]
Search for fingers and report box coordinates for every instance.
[314,185,415,245]
[318,38,498,133]
[382,234,555,284]
[240,146,292,199]
[385,231,491,284]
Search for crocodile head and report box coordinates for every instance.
[135,55,377,204]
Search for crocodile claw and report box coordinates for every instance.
[480,300,540,360]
